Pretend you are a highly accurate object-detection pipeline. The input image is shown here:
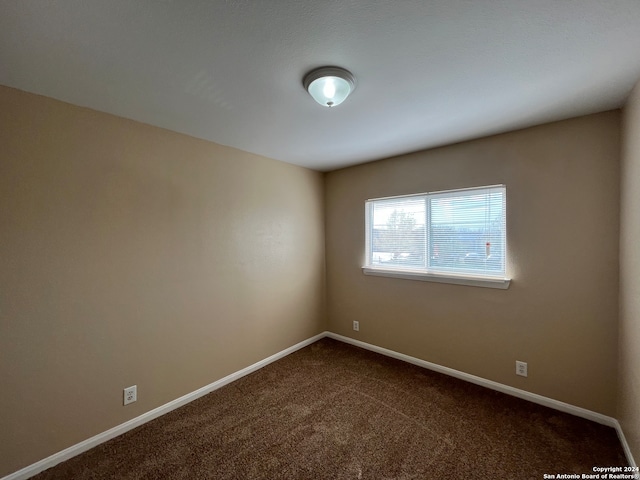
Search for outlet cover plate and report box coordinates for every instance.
[124,385,137,405]
[516,361,528,377]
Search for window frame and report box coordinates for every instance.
[362,185,511,289]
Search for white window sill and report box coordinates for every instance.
[362,267,511,290]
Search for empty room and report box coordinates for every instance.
[1,1,640,479]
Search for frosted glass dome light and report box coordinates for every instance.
[303,67,356,107]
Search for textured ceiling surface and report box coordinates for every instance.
[2,1,640,171]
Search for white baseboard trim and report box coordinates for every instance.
[2,332,326,480]
[326,332,637,468]
[613,420,638,468]
[4,330,636,479]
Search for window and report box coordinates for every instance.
[364,185,510,289]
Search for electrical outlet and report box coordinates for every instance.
[124,385,137,405]
[353,321,359,332]
[516,361,528,377]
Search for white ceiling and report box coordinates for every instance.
[2,1,640,172]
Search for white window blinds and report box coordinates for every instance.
[365,185,506,278]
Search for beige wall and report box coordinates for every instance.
[325,112,620,415]
[0,86,325,476]
[619,80,640,464]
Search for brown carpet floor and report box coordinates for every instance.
[33,338,626,479]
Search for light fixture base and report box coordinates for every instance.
[303,66,356,107]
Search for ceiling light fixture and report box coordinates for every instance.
[303,66,356,107]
